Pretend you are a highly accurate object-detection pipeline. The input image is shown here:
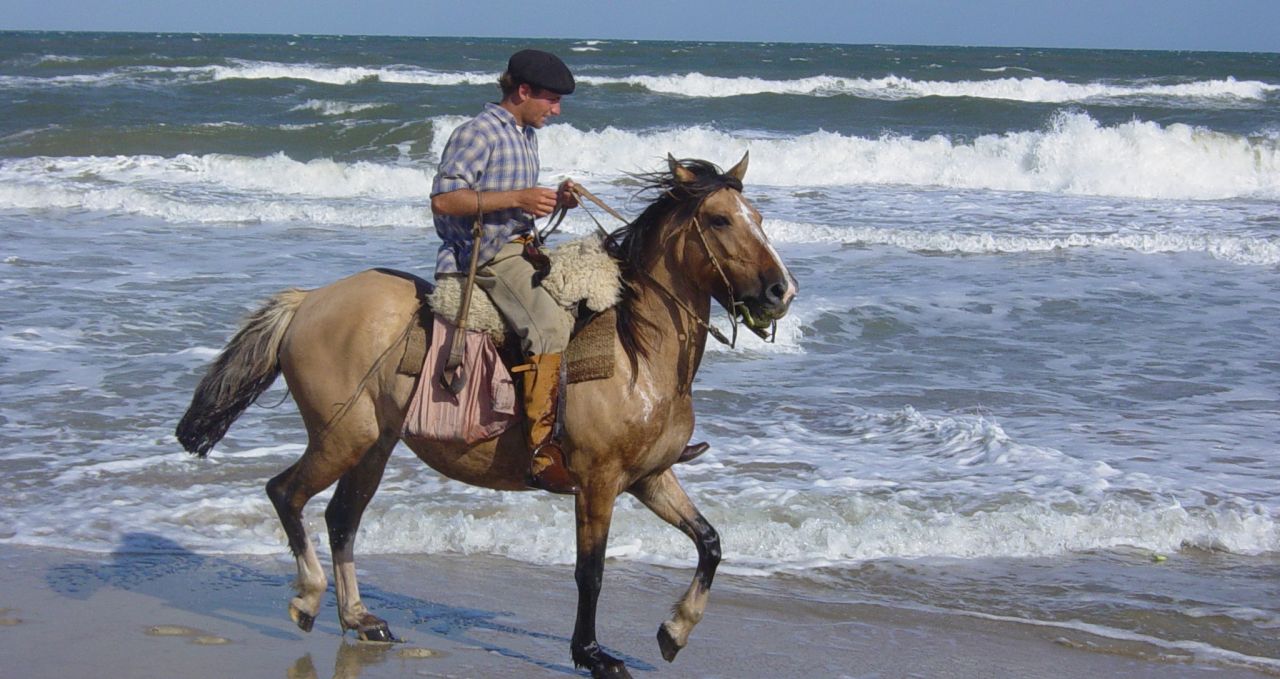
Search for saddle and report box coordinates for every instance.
[399,237,622,445]
[398,305,618,384]
[400,234,622,382]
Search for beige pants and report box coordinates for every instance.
[474,240,574,356]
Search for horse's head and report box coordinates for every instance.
[664,153,798,332]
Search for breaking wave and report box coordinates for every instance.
[8,58,1274,108]
[7,407,1275,569]
[536,111,1280,200]
[579,72,1279,104]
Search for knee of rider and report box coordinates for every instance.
[524,321,571,356]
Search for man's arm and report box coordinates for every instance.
[431,187,560,219]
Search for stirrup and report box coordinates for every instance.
[678,441,710,463]
[527,441,579,495]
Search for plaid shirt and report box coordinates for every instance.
[431,103,540,276]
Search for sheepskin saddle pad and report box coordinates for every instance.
[428,234,621,338]
[405,235,621,384]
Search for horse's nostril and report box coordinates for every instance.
[767,282,787,304]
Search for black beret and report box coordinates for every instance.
[507,49,575,95]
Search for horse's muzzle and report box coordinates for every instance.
[743,271,798,326]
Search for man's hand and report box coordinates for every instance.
[557,179,580,209]
[515,187,560,218]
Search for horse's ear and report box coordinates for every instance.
[667,153,696,184]
[727,151,749,182]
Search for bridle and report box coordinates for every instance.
[544,183,777,349]
[685,214,777,347]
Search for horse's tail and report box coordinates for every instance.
[176,288,308,457]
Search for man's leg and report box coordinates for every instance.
[475,241,577,493]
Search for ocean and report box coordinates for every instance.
[1,32,1278,673]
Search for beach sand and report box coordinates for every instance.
[0,542,1267,678]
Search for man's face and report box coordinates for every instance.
[517,85,563,128]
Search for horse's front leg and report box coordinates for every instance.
[571,483,631,678]
[629,468,721,663]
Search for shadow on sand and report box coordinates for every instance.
[44,532,654,677]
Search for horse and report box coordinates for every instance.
[176,153,797,678]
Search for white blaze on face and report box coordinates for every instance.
[735,193,797,302]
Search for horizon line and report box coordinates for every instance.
[2,28,1274,56]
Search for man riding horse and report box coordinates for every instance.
[178,46,798,678]
[430,49,703,495]
[178,149,797,677]
[429,49,581,494]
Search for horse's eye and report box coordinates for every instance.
[709,215,732,229]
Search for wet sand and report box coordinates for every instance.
[0,542,1269,678]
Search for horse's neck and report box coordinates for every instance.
[628,251,712,394]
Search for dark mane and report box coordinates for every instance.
[603,158,743,373]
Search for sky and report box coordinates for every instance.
[4,0,1279,53]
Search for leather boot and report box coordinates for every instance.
[522,353,579,495]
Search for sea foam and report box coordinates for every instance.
[14,439,1275,568]
[208,60,494,87]
[576,72,1276,104]
[290,99,389,116]
[5,399,1273,568]
[3,113,1276,204]
[2,113,1277,231]
[761,220,1280,266]
[19,59,1269,108]
[533,112,1280,200]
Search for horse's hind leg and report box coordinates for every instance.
[629,468,721,663]
[325,432,396,642]
[263,407,373,635]
[266,456,339,632]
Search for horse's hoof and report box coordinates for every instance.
[349,613,396,643]
[656,623,681,662]
[591,660,632,679]
[292,610,315,633]
[574,642,631,678]
[357,623,396,643]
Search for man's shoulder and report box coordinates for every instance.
[450,106,510,142]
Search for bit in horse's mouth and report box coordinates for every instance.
[733,302,778,336]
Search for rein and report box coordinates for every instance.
[548,183,776,349]
[539,182,618,242]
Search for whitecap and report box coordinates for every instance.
[574,72,1277,104]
